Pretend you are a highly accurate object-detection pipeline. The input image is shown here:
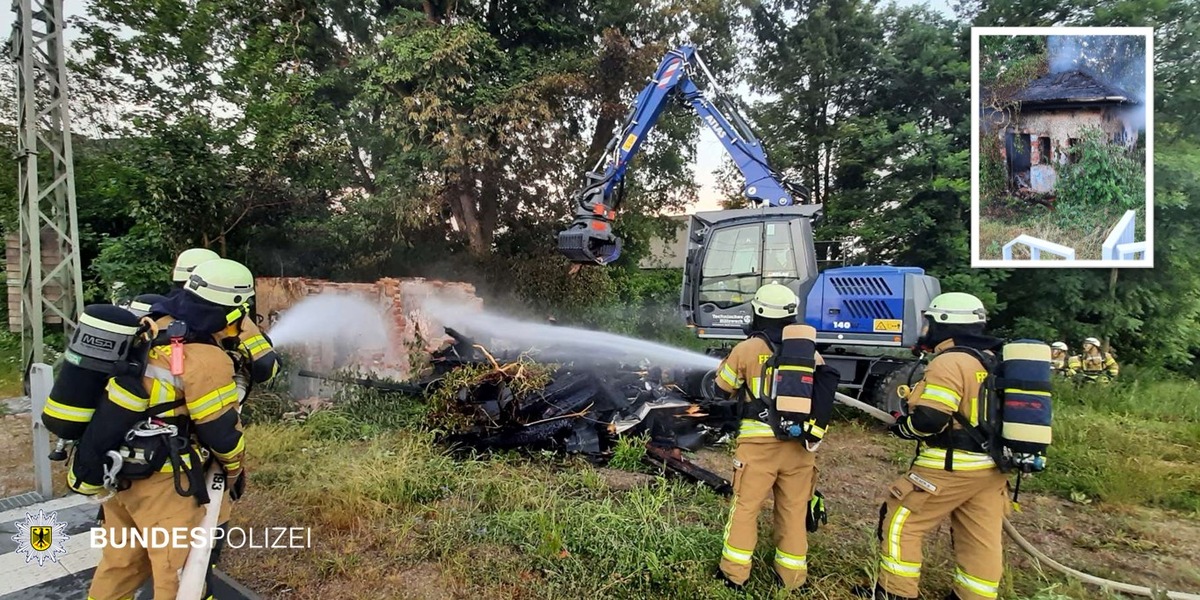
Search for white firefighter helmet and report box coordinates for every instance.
[1051,341,1068,352]
[185,259,255,307]
[750,283,799,319]
[924,292,987,325]
[1083,337,1101,349]
[173,248,221,283]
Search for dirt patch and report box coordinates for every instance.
[243,560,451,600]
[595,467,655,491]
[1007,495,1200,593]
[0,413,68,498]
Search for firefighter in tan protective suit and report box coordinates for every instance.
[87,259,253,600]
[170,248,281,385]
[714,283,821,591]
[1050,342,1073,377]
[1069,337,1119,384]
[854,292,1007,600]
[169,251,279,594]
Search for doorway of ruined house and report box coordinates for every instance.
[1005,130,1032,188]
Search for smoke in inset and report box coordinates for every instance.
[1047,35,1147,105]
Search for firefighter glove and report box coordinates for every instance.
[229,469,246,501]
[806,490,828,532]
[888,417,921,441]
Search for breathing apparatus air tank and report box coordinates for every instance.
[998,340,1053,457]
[764,324,839,448]
[42,304,149,441]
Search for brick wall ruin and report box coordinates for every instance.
[253,277,482,385]
[997,106,1136,193]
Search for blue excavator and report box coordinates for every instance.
[556,45,940,411]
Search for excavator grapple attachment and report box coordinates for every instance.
[557,219,623,265]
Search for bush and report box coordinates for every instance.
[91,223,175,301]
[1056,127,1145,212]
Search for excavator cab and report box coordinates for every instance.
[680,205,823,339]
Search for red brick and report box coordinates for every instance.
[254,277,482,380]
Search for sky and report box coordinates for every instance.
[1,2,85,45]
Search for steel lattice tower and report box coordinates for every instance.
[10,0,83,381]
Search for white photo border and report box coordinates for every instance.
[970,26,1154,268]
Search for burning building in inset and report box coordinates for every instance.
[984,69,1141,194]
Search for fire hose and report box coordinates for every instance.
[834,391,1200,600]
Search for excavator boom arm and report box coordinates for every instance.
[557,45,813,265]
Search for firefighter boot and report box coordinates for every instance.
[851,584,912,599]
[714,568,744,591]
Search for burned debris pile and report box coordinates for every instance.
[422,334,737,457]
[298,328,739,490]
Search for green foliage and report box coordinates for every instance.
[91,223,174,301]
[1056,128,1145,211]
[0,0,1193,385]
[978,35,1047,85]
[979,135,1007,200]
[954,1,1200,372]
[608,434,649,472]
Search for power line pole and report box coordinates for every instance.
[10,0,84,384]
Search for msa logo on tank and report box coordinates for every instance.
[12,509,70,566]
[79,332,117,351]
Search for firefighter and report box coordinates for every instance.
[166,248,281,385]
[87,259,252,600]
[172,247,222,287]
[1072,337,1119,384]
[853,292,1007,600]
[714,282,821,591]
[165,249,279,590]
[1050,342,1073,377]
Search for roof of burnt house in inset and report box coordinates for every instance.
[1014,70,1137,106]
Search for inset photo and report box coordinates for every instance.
[971,27,1153,267]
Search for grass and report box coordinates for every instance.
[220,371,1200,600]
[977,198,1140,261]
[0,330,25,397]
[1028,377,1200,513]
[608,434,649,472]
[0,324,1191,598]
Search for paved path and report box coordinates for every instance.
[0,493,258,599]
